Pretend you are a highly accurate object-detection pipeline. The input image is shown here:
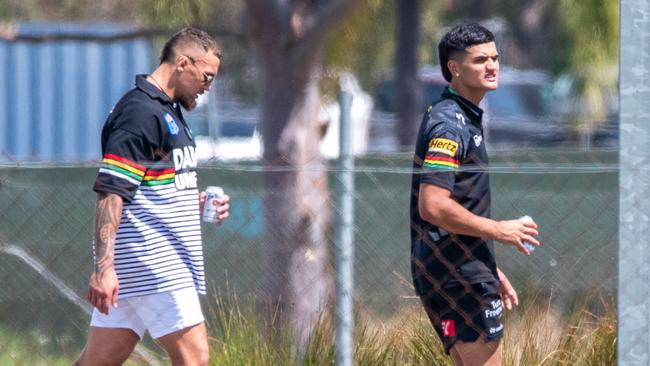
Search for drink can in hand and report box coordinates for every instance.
[518,215,536,252]
[202,186,224,223]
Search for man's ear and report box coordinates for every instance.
[176,55,189,72]
[448,60,459,78]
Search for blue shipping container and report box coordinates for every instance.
[0,22,152,162]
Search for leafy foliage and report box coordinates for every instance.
[323,0,444,96]
[138,0,213,27]
[555,0,619,122]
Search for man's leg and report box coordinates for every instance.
[75,327,140,366]
[450,338,501,366]
[158,322,209,366]
[449,346,465,366]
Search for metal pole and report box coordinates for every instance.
[336,90,354,366]
[619,0,650,364]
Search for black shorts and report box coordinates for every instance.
[419,281,504,354]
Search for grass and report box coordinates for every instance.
[0,290,616,365]
[198,289,616,366]
[0,326,81,366]
[502,291,616,366]
[0,322,157,366]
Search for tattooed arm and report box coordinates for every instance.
[86,192,123,315]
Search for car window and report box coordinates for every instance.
[185,96,258,139]
[376,72,551,119]
[486,85,548,117]
[220,121,257,138]
[423,84,446,106]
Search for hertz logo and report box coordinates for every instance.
[427,138,458,156]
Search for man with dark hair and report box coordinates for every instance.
[410,23,540,365]
[76,27,230,366]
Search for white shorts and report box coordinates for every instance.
[90,286,204,339]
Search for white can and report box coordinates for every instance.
[519,215,536,252]
[202,186,224,223]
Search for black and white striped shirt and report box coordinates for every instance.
[93,75,205,298]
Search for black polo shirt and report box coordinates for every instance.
[410,87,498,296]
[94,74,198,200]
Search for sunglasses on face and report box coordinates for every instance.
[184,55,214,84]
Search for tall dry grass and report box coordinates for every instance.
[502,291,616,366]
[1,289,614,365]
[202,289,616,366]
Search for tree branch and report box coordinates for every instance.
[244,0,289,50]
[291,0,364,64]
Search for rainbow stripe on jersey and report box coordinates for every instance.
[99,154,146,185]
[99,154,178,186]
[142,168,175,186]
[423,155,459,170]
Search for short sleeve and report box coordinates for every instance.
[93,128,150,202]
[419,125,464,191]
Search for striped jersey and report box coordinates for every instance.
[410,87,498,294]
[93,75,205,298]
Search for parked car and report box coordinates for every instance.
[375,65,568,149]
[185,93,261,161]
[545,72,619,149]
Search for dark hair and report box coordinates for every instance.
[438,23,495,82]
[160,27,221,64]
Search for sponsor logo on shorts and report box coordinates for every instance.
[427,138,459,157]
[489,323,504,334]
[441,319,456,337]
[485,299,503,319]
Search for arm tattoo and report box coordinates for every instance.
[93,193,123,275]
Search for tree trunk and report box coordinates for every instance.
[395,0,422,149]
[243,0,362,348]
[259,52,333,345]
[511,0,554,69]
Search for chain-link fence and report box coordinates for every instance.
[0,148,617,363]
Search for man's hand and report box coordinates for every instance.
[497,267,518,310]
[199,191,230,224]
[494,219,539,255]
[87,268,119,315]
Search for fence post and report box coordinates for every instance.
[336,90,354,366]
[619,0,650,364]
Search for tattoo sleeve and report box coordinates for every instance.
[93,192,123,275]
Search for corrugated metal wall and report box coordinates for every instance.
[0,23,152,161]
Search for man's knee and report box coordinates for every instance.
[195,343,210,366]
[167,340,209,366]
[180,336,209,366]
[76,327,139,366]
[451,338,501,366]
[160,323,210,366]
